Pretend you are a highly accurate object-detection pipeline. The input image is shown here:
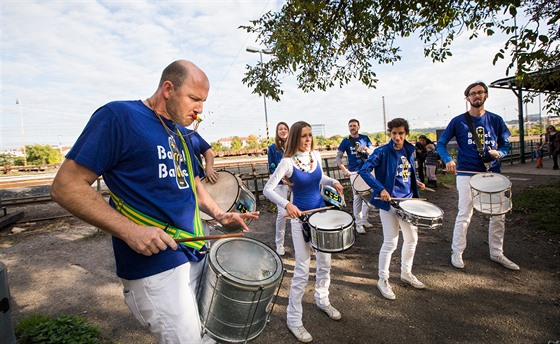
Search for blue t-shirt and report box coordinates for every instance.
[66,100,204,280]
[392,149,413,199]
[185,129,211,178]
[268,143,284,174]
[338,134,373,171]
[437,111,510,174]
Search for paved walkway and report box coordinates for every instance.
[501,155,560,176]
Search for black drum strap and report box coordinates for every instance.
[464,112,490,171]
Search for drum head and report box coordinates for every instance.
[399,200,443,217]
[469,173,511,193]
[209,237,283,287]
[308,209,354,231]
[351,174,371,193]
[200,171,240,220]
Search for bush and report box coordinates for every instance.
[15,315,101,344]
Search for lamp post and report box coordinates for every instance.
[16,99,27,166]
[246,46,273,142]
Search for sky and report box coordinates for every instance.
[0,0,550,150]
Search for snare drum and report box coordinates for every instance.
[198,237,285,343]
[350,173,373,207]
[307,209,355,252]
[395,200,444,229]
[200,170,256,227]
[469,172,512,215]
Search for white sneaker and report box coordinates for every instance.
[362,221,374,228]
[400,272,426,289]
[317,304,341,320]
[377,278,396,300]
[356,225,366,234]
[287,325,313,343]
[276,246,285,256]
[451,251,464,269]
[490,255,520,270]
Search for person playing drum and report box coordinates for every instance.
[436,81,519,271]
[358,118,427,300]
[263,121,344,343]
[336,118,375,234]
[267,122,290,256]
[51,60,259,344]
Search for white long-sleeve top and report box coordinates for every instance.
[263,150,339,209]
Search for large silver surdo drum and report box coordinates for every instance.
[307,209,355,253]
[198,237,284,343]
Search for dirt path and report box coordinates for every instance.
[1,172,559,343]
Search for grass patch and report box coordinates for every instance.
[15,314,101,343]
[512,180,560,233]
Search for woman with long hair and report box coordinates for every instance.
[267,122,290,255]
[264,121,344,343]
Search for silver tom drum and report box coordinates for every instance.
[200,170,256,230]
[197,237,285,343]
[307,209,355,253]
[469,172,512,215]
[395,200,444,229]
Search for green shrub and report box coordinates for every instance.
[15,315,101,344]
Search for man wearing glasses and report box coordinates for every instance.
[436,81,519,271]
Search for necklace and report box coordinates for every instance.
[293,151,314,173]
[145,98,196,139]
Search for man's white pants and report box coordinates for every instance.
[352,187,369,227]
[378,207,418,279]
[121,260,210,344]
[274,184,289,249]
[452,176,506,257]
[287,219,332,327]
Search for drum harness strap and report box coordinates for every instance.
[463,112,491,172]
[108,128,206,251]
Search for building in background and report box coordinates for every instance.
[311,124,326,137]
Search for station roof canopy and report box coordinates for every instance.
[489,66,560,94]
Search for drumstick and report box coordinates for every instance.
[283,205,335,218]
[445,169,485,174]
[374,197,426,201]
[423,187,436,192]
[174,232,244,243]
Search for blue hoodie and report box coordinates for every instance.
[358,140,420,211]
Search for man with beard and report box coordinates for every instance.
[337,118,374,234]
[436,81,519,271]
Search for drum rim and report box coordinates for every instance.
[469,172,511,191]
[398,200,444,216]
[351,173,372,193]
[208,237,283,287]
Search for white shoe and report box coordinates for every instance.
[362,221,374,228]
[317,304,341,320]
[356,225,366,234]
[276,246,285,256]
[451,251,464,269]
[400,272,426,289]
[287,325,313,343]
[490,255,520,270]
[377,278,396,300]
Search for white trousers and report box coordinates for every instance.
[274,184,289,248]
[121,260,210,344]
[352,187,370,227]
[287,219,332,327]
[452,176,506,257]
[378,207,418,279]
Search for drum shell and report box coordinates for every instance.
[308,210,355,253]
[198,238,283,343]
[395,200,444,229]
